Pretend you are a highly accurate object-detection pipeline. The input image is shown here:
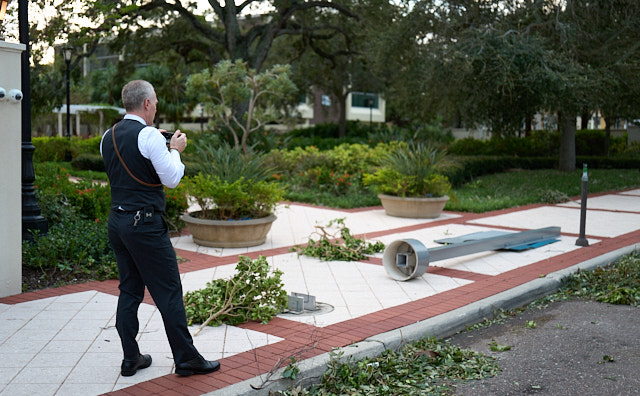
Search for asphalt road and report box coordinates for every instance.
[447,298,640,395]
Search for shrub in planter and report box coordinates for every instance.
[363,143,454,218]
[182,141,286,246]
[184,140,285,221]
[363,167,451,198]
[363,143,453,198]
[182,173,284,220]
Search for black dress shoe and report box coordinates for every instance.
[121,354,152,376]
[175,355,221,376]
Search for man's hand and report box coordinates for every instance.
[169,130,187,153]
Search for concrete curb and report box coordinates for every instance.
[207,243,639,395]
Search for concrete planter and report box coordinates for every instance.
[181,212,277,248]
[378,194,449,219]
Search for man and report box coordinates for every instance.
[101,80,220,377]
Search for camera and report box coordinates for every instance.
[0,87,6,101]
[8,89,23,103]
[161,131,174,145]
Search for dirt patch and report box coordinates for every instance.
[447,299,640,395]
[21,266,91,292]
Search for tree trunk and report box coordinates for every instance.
[524,114,532,137]
[604,116,611,157]
[580,108,590,130]
[338,93,348,138]
[558,112,577,171]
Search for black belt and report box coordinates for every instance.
[114,207,159,214]
[114,208,139,213]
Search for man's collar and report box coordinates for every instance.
[124,114,147,125]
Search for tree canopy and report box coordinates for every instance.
[38,0,358,72]
[6,0,640,169]
[394,0,640,169]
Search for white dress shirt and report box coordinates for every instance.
[100,114,185,188]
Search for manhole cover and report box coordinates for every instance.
[281,302,334,316]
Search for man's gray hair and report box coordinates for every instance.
[121,80,155,111]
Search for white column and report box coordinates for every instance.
[58,112,62,137]
[0,41,26,298]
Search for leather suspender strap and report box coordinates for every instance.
[110,122,162,188]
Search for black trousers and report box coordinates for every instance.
[108,209,199,365]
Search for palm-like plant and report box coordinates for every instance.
[192,141,275,183]
[386,143,450,195]
[364,143,453,197]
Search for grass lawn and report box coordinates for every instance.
[446,168,640,212]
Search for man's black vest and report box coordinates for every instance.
[102,119,166,212]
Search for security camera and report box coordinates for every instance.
[8,89,23,103]
[0,87,6,101]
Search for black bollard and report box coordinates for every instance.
[575,163,589,246]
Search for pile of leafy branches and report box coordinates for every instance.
[280,337,499,395]
[184,255,288,333]
[561,250,640,305]
[291,218,385,261]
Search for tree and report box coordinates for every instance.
[274,0,395,137]
[41,0,358,72]
[567,0,640,156]
[402,0,640,170]
[542,0,640,168]
[186,60,298,152]
[132,64,191,126]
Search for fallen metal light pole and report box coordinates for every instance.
[383,226,561,281]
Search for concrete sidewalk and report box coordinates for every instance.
[2,189,640,396]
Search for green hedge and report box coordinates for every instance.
[282,121,454,150]
[71,154,105,172]
[33,136,103,162]
[444,155,640,187]
[448,129,628,157]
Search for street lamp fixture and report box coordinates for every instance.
[63,44,72,161]
[0,0,9,21]
[62,44,73,64]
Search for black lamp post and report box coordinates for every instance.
[200,106,204,132]
[62,44,72,161]
[19,0,48,240]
